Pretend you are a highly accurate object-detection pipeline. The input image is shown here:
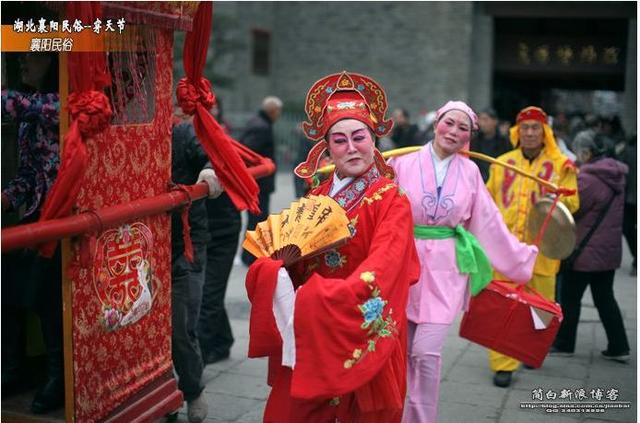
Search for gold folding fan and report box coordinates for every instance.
[242,195,351,266]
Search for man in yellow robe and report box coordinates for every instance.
[486,106,579,387]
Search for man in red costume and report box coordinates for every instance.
[245,71,420,422]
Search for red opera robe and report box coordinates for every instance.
[246,166,420,423]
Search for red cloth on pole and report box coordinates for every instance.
[177,2,260,214]
[38,1,112,257]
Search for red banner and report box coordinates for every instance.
[70,28,175,422]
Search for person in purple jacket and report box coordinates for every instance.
[551,131,631,363]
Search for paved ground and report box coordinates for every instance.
[167,171,637,423]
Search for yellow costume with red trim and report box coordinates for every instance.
[486,106,579,372]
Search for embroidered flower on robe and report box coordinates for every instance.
[360,270,375,283]
[324,250,347,270]
[361,297,385,323]
[344,271,398,369]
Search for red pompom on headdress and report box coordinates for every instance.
[295,71,394,178]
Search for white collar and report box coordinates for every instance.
[429,142,455,166]
[428,142,454,188]
[329,173,354,197]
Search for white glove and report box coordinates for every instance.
[197,168,224,199]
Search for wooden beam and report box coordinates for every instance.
[484,2,636,19]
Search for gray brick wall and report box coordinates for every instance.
[211,2,482,121]
[208,2,635,141]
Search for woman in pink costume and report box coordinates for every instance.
[389,101,539,423]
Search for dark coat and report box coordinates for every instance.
[469,131,512,182]
[239,110,276,194]
[622,142,636,206]
[171,122,210,260]
[572,157,628,272]
[391,123,420,149]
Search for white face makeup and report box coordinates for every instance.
[326,119,375,178]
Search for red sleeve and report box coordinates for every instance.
[290,189,420,405]
[245,257,285,358]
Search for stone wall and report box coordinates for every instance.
[212,2,481,121]
[208,2,635,137]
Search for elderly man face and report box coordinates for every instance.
[262,97,283,122]
[518,119,544,153]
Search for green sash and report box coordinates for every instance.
[414,224,492,296]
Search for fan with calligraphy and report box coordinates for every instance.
[242,195,351,266]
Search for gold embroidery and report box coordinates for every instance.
[362,183,395,205]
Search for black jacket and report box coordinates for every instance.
[171,122,210,258]
[469,132,512,182]
[239,110,276,194]
[391,123,420,148]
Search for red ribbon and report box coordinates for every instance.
[37,1,111,257]
[533,194,562,247]
[171,183,194,263]
[179,1,260,214]
[176,77,216,116]
[68,90,113,137]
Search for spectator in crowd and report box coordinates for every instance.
[416,110,436,145]
[469,107,512,182]
[239,96,283,266]
[2,52,63,414]
[391,108,420,148]
[550,114,577,163]
[198,99,242,365]
[171,117,223,423]
[497,119,511,140]
[621,134,637,276]
[551,132,631,363]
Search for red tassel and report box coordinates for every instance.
[169,183,194,263]
[79,234,96,268]
[180,205,194,263]
[533,194,562,247]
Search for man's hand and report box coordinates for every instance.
[197,168,224,199]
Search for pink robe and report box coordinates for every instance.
[390,144,537,325]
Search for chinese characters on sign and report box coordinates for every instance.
[12,17,126,52]
[517,42,620,66]
[13,18,125,34]
[29,37,73,52]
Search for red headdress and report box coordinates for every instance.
[509,106,563,158]
[294,71,395,179]
[516,106,548,124]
